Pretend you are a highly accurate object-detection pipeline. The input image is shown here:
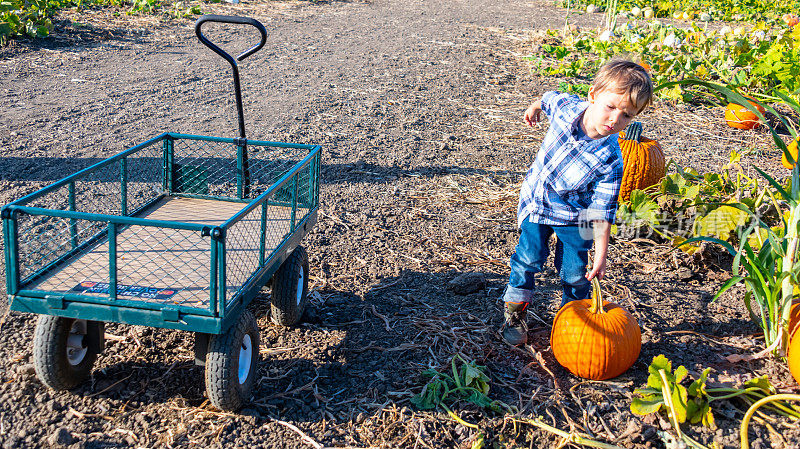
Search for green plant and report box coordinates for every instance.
[557,80,591,96]
[558,0,800,23]
[411,354,515,415]
[0,0,205,44]
[169,1,200,19]
[614,152,764,252]
[740,393,800,448]
[659,79,799,358]
[603,0,619,33]
[531,21,800,104]
[128,0,159,14]
[631,355,800,448]
[1,0,56,43]
[411,354,515,447]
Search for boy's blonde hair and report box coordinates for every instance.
[593,59,653,115]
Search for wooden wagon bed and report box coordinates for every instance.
[28,196,292,308]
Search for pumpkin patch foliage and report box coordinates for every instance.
[631,355,800,448]
[530,16,800,105]
[411,354,515,415]
[614,151,762,249]
[0,0,207,44]
[565,0,800,24]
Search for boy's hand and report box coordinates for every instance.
[524,100,543,127]
[585,258,606,281]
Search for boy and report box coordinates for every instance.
[501,59,653,345]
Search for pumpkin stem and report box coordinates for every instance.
[623,121,643,142]
[589,277,605,314]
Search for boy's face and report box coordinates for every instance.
[584,85,638,138]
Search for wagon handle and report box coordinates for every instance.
[195,14,267,139]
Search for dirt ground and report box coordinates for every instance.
[1,0,799,447]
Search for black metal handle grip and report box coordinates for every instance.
[195,14,267,63]
[195,15,267,138]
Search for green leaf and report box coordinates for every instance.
[631,397,664,415]
[649,354,672,373]
[697,368,711,396]
[712,276,745,301]
[753,166,793,204]
[411,377,444,410]
[686,399,701,424]
[660,173,688,195]
[647,355,671,389]
[618,189,661,229]
[678,235,737,256]
[420,368,441,378]
[695,203,750,242]
[465,390,493,408]
[701,402,716,429]
[671,385,688,423]
[674,365,688,384]
[452,357,462,389]
[462,361,490,395]
[684,184,701,200]
[634,387,663,396]
[411,355,515,414]
[743,375,775,394]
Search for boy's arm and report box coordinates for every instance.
[585,152,623,281]
[524,99,543,127]
[586,220,611,281]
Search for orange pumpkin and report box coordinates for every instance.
[781,137,800,169]
[550,278,642,380]
[789,299,800,338]
[686,31,702,45]
[783,13,800,28]
[725,100,766,130]
[618,121,666,202]
[789,326,800,385]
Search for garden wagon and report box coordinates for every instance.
[2,15,321,411]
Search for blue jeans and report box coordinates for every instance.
[503,220,593,307]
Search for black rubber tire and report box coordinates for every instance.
[270,246,309,326]
[33,316,98,390]
[205,309,259,411]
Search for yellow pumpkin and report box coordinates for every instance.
[618,121,666,202]
[781,137,800,169]
[725,100,765,130]
[550,278,642,380]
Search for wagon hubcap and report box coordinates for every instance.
[238,334,253,384]
[296,267,305,307]
[66,320,88,366]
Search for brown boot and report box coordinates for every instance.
[500,301,529,345]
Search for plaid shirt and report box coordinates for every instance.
[517,91,623,227]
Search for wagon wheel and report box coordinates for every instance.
[270,245,309,326]
[33,316,100,390]
[205,309,259,411]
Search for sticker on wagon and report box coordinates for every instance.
[70,281,178,299]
